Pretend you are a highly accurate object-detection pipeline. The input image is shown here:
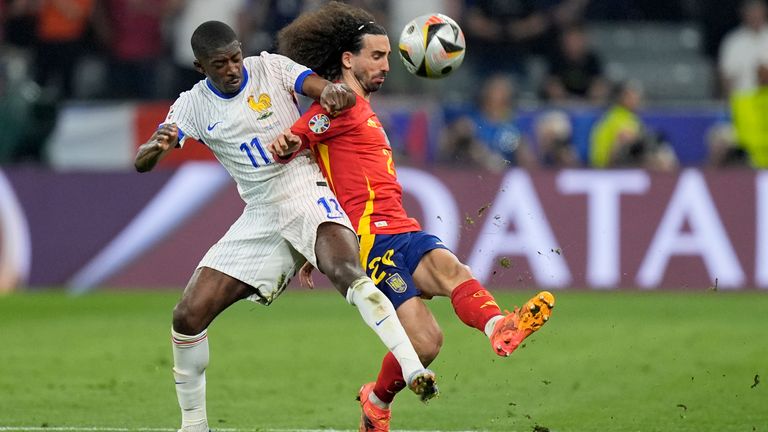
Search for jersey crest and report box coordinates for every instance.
[385,273,408,293]
[247,93,274,120]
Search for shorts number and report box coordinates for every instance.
[317,197,344,219]
[240,137,271,168]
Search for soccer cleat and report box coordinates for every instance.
[490,291,555,357]
[406,368,439,403]
[357,382,391,432]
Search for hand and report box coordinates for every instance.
[135,123,178,172]
[267,128,302,158]
[153,123,179,151]
[298,261,315,289]
[319,82,356,115]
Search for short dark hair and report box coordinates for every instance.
[191,21,238,60]
[277,1,387,81]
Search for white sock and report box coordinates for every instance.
[172,328,209,431]
[484,315,504,338]
[346,277,425,380]
[369,390,391,409]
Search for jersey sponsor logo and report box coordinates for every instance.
[247,93,274,120]
[309,114,331,134]
[385,273,408,293]
[207,121,223,131]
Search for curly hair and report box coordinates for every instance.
[277,1,387,81]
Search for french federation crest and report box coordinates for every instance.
[309,114,330,134]
[385,273,408,293]
[247,93,274,120]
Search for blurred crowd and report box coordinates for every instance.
[0,0,766,169]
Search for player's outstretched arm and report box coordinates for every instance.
[301,74,356,116]
[135,123,179,172]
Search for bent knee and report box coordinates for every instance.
[325,260,366,293]
[172,301,207,336]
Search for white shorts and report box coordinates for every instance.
[197,157,353,305]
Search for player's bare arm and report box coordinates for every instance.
[266,128,303,158]
[302,74,356,115]
[134,123,178,172]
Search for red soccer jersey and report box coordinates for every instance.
[291,95,420,235]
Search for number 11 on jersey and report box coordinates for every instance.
[240,136,272,168]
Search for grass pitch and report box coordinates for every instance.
[0,289,766,431]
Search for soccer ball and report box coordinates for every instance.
[398,13,466,79]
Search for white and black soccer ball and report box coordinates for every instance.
[398,13,466,79]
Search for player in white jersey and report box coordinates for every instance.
[133,21,437,432]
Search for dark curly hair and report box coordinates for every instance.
[277,1,387,81]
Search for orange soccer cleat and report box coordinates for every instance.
[490,291,555,357]
[358,382,392,432]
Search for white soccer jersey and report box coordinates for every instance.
[165,52,313,204]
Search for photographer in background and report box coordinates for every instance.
[589,81,677,171]
[440,74,536,171]
[532,110,581,167]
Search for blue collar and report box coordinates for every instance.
[206,66,249,99]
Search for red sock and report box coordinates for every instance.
[450,279,503,332]
[372,352,406,404]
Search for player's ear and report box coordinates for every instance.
[193,59,205,75]
[341,51,354,69]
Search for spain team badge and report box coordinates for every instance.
[385,273,408,293]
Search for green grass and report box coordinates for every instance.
[0,289,766,431]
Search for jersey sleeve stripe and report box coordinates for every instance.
[294,69,314,95]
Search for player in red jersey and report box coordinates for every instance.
[269,3,555,431]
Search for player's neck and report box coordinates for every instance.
[341,74,371,101]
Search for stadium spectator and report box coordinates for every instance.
[166,0,247,98]
[440,74,536,170]
[541,23,608,104]
[589,81,677,170]
[33,0,95,99]
[136,20,434,432]
[719,0,768,96]
[706,122,750,167]
[719,0,768,167]
[92,0,174,99]
[585,0,687,20]
[3,0,38,48]
[239,0,315,55]
[532,109,581,167]
[462,0,589,79]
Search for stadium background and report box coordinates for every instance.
[1,1,766,431]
